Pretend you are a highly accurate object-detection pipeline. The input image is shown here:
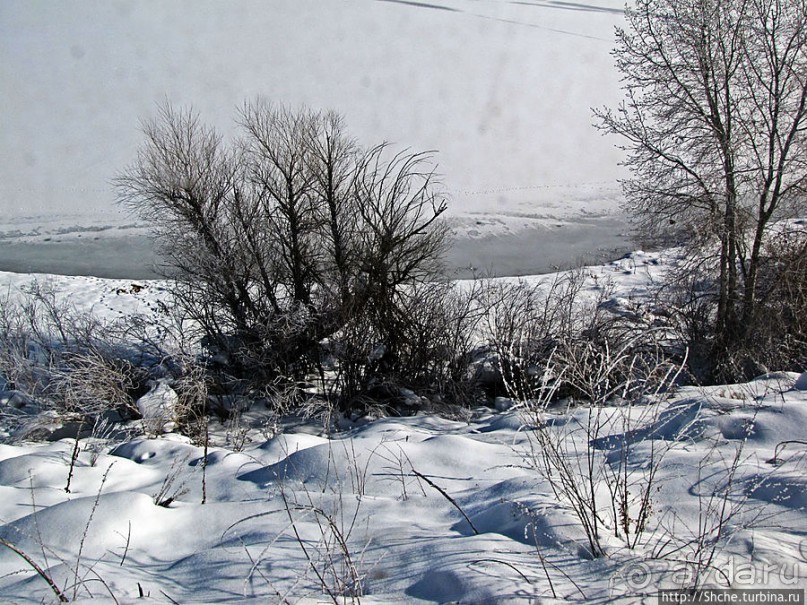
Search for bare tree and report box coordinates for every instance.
[117,100,450,407]
[349,145,449,378]
[596,0,807,376]
[307,110,363,300]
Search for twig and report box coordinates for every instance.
[278,486,340,605]
[29,473,51,579]
[116,520,132,567]
[73,462,113,600]
[160,590,181,604]
[0,537,69,602]
[768,440,807,465]
[65,424,83,494]
[469,558,532,584]
[202,416,209,505]
[411,469,478,535]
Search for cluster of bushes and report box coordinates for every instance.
[0,281,147,438]
[1,245,804,443]
[2,100,804,441]
[0,270,668,442]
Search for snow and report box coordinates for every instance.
[447,182,625,240]
[135,381,178,435]
[1,2,805,601]
[2,0,627,220]
[0,253,805,603]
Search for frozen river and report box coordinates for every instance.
[0,215,632,280]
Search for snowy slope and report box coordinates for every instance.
[0,371,804,603]
[0,256,805,603]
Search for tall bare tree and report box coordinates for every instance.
[596,0,807,374]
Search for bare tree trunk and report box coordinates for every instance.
[595,0,807,379]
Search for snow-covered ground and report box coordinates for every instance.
[1,254,805,604]
[2,1,805,601]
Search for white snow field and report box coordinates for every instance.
[2,0,633,279]
[0,254,805,604]
[2,1,806,602]
[1,0,627,220]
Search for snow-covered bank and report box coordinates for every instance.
[0,254,805,603]
[0,375,805,603]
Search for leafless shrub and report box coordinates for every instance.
[656,224,807,383]
[0,281,156,437]
[729,225,807,376]
[153,454,191,507]
[484,268,677,408]
[0,278,224,443]
[332,280,486,413]
[226,438,375,603]
[519,338,686,558]
[278,486,366,603]
[116,100,450,415]
[483,273,586,402]
[170,358,210,433]
[479,265,694,558]
[83,416,131,467]
[376,443,428,502]
[49,349,145,418]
